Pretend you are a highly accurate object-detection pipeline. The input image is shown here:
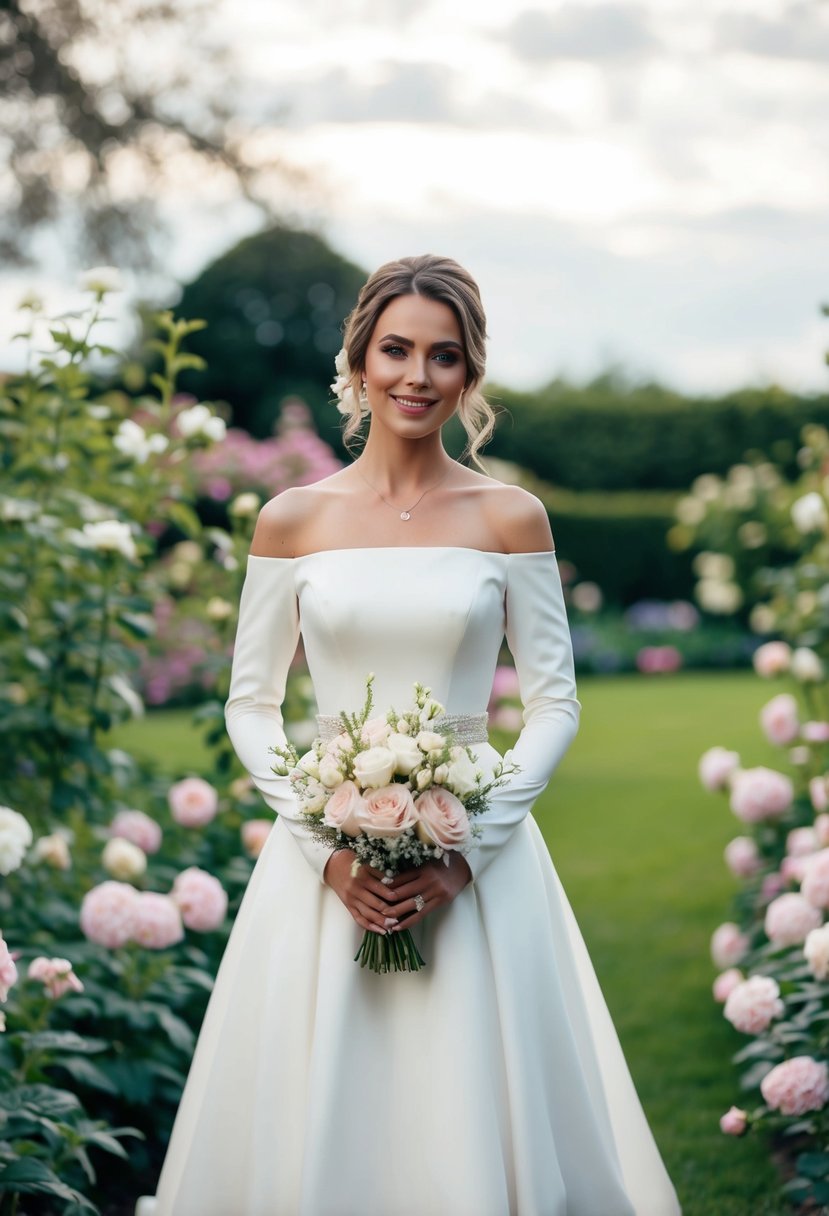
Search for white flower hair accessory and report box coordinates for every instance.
[330,347,364,416]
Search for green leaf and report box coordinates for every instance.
[796,1151,829,1180]
[151,1004,195,1053]
[0,1085,81,1118]
[0,1158,96,1208]
[55,1056,119,1095]
[13,1031,108,1055]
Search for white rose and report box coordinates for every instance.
[352,746,396,789]
[81,520,137,560]
[78,266,122,295]
[177,404,226,442]
[792,492,828,534]
[301,780,328,815]
[386,732,423,776]
[695,579,743,615]
[203,415,227,442]
[433,764,449,784]
[416,769,432,791]
[206,596,233,622]
[32,833,71,870]
[791,648,825,683]
[0,806,33,875]
[318,754,346,789]
[417,730,446,753]
[334,347,350,377]
[113,419,168,463]
[229,492,260,518]
[297,750,321,779]
[102,837,147,881]
[445,747,479,797]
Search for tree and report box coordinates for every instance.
[0,0,297,265]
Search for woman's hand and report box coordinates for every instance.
[323,848,402,935]
[383,852,472,932]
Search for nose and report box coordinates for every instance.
[406,357,430,387]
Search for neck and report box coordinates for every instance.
[356,425,455,494]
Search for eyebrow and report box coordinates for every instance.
[378,333,464,352]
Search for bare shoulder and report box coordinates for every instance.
[480,480,555,554]
[250,479,340,558]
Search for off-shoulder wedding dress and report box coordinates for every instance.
[137,547,681,1216]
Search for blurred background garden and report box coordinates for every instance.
[2,1,829,1213]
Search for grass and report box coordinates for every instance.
[111,672,792,1215]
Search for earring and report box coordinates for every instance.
[359,380,368,406]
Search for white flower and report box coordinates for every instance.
[81,520,137,560]
[301,779,328,815]
[32,832,72,870]
[353,746,396,789]
[572,582,603,613]
[419,698,445,724]
[297,750,321,779]
[206,597,233,622]
[445,747,479,797]
[113,419,168,463]
[692,552,735,581]
[417,731,446,753]
[791,492,828,534]
[691,474,722,502]
[318,754,346,789]
[102,836,147,881]
[676,496,705,525]
[229,493,260,518]
[78,266,122,295]
[791,648,825,683]
[385,732,423,776]
[695,579,743,615]
[0,806,33,875]
[177,404,227,442]
[334,347,350,377]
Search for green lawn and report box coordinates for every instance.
[111,672,791,1215]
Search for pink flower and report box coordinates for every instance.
[356,784,417,838]
[724,975,784,1034]
[323,780,367,837]
[491,665,520,701]
[816,813,829,845]
[802,849,829,909]
[0,932,17,1002]
[781,855,810,884]
[805,924,829,979]
[171,868,228,932]
[635,645,682,674]
[110,809,162,855]
[699,747,741,792]
[719,1106,748,1136]
[168,777,219,828]
[241,819,272,858]
[490,705,524,732]
[760,872,785,904]
[761,1056,829,1116]
[723,836,761,878]
[80,881,139,948]
[804,721,829,744]
[760,694,800,746]
[131,893,183,949]
[414,787,472,851]
[787,827,818,857]
[811,777,829,814]
[730,767,793,823]
[710,922,750,968]
[764,893,822,946]
[27,957,83,999]
[360,716,392,747]
[713,968,744,1003]
[752,641,791,678]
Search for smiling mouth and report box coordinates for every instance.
[391,395,439,410]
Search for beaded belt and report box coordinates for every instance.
[315,712,489,747]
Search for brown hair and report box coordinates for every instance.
[336,254,497,468]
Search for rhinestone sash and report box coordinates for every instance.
[315,712,489,747]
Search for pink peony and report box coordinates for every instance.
[816,813,829,846]
[724,975,784,1034]
[168,777,219,828]
[760,694,800,746]
[760,872,785,904]
[723,836,761,878]
[752,641,791,678]
[323,780,366,837]
[729,767,793,823]
[761,1056,829,1116]
[356,784,417,838]
[0,932,17,1002]
[171,868,228,932]
[811,777,829,814]
[787,827,818,857]
[80,881,139,948]
[414,787,472,851]
[764,893,822,946]
[131,893,184,949]
[699,747,741,792]
[27,957,84,999]
[781,855,810,884]
[635,645,682,674]
[719,1106,748,1136]
[801,849,829,909]
[803,721,829,744]
[805,924,829,980]
[241,819,272,858]
[491,665,520,701]
[710,922,750,968]
[110,809,162,854]
[713,968,744,1003]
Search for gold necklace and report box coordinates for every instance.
[355,464,453,521]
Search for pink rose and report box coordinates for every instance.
[713,968,744,1003]
[787,827,818,857]
[360,716,392,747]
[414,787,471,851]
[761,1056,829,1116]
[729,767,793,823]
[764,893,821,946]
[802,849,829,909]
[110,809,162,854]
[168,777,219,828]
[80,880,139,948]
[241,819,272,858]
[699,747,741,792]
[356,784,417,838]
[816,813,829,845]
[27,957,84,999]
[804,721,829,744]
[710,922,749,968]
[752,641,791,678]
[719,1106,748,1136]
[0,932,17,1002]
[724,975,784,1034]
[132,892,184,949]
[723,836,760,878]
[780,855,809,884]
[811,778,829,814]
[323,780,367,837]
[760,694,799,746]
[171,867,228,932]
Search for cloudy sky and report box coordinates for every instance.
[3,0,829,395]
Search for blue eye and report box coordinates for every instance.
[380,344,406,357]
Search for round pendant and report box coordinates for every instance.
[400,511,411,521]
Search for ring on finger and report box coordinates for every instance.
[414,893,425,913]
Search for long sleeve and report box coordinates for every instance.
[224,555,332,883]
[467,550,581,883]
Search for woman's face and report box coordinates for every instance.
[362,293,468,438]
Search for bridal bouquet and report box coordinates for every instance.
[271,675,516,973]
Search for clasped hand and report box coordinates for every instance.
[323,849,472,935]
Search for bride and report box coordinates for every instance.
[138,254,681,1215]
